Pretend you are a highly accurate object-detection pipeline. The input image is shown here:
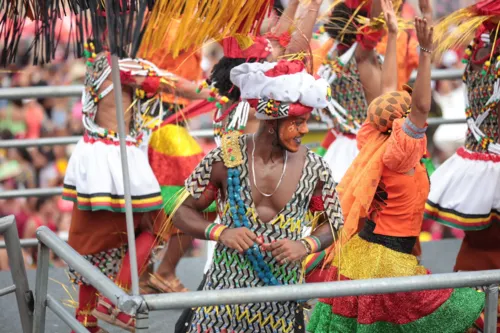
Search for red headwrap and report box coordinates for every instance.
[475,0,500,16]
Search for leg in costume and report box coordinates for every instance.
[149,233,191,293]
[73,285,101,333]
[93,232,156,331]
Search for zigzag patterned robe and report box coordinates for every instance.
[183,135,343,333]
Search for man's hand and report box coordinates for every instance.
[262,239,308,265]
[219,227,261,254]
[381,0,398,34]
[415,17,433,51]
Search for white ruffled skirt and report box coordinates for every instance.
[323,134,359,184]
[63,134,162,213]
[425,147,500,230]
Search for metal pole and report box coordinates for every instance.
[35,227,135,311]
[0,216,34,333]
[0,235,68,249]
[409,68,464,82]
[0,136,80,149]
[46,295,88,333]
[32,242,50,333]
[0,119,467,151]
[484,284,499,333]
[135,308,150,332]
[0,285,17,297]
[104,2,139,298]
[0,85,83,99]
[143,269,500,310]
[0,188,63,200]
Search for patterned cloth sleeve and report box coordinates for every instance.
[317,156,344,232]
[185,147,223,199]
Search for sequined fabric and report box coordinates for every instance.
[309,289,484,333]
[464,64,499,152]
[329,235,427,281]
[68,246,126,285]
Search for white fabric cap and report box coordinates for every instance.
[230,62,330,108]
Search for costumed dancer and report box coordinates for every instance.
[307,2,485,332]
[314,0,386,183]
[62,41,204,331]
[137,19,216,294]
[172,59,343,333]
[425,0,500,331]
[203,0,324,274]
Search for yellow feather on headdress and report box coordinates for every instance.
[433,6,495,59]
[141,0,273,58]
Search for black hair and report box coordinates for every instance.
[273,0,285,17]
[11,99,23,108]
[325,3,368,47]
[209,57,259,101]
[35,197,52,211]
[0,130,13,140]
[16,148,33,164]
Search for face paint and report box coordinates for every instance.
[277,114,310,152]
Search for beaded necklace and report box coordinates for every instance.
[226,167,280,286]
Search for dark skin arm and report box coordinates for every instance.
[118,59,210,100]
[172,161,262,254]
[284,0,323,56]
[380,0,398,93]
[262,180,336,265]
[356,0,384,103]
[409,5,433,128]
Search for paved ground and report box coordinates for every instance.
[0,239,462,333]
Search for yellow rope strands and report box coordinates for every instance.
[140,0,274,58]
[433,6,495,59]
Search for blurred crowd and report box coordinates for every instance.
[0,0,474,269]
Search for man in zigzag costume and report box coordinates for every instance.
[171,59,343,333]
[425,1,500,331]
[201,0,325,277]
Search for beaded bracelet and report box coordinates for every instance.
[301,236,321,254]
[419,46,432,54]
[204,223,228,242]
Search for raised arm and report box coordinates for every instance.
[409,16,433,128]
[380,0,398,93]
[355,0,383,60]
[284,0,324,56]
[273,0,300,38]
[118,59,210,100]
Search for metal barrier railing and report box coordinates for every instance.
[34,226,142,333]
[32,225,500,333]
[0,215,34,333]
[0,118,467,201]
[0,68,465,101]
[0,118,467,150]
[0,235,68,249]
